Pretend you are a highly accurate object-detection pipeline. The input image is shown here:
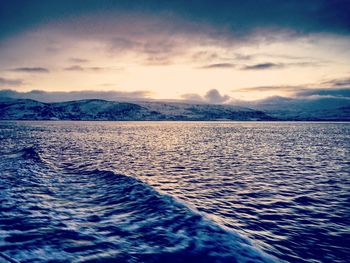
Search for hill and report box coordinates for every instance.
[0,98,273,121]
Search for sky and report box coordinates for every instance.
[0,0,350,102]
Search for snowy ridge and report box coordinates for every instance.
[0,98,272,121]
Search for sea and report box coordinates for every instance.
[0,121,349,263]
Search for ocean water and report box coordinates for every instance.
[0,121,349,263]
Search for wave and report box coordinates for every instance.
[0,150,276,262]
[2,146,43,162]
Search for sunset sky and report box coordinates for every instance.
[0,0,350,102]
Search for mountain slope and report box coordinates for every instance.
[240,96,350,121]
[0,98,273,121]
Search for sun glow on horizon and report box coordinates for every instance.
[0,10,349,102]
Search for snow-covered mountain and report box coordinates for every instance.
[1,96,349,121]
[0,98,273,121]
[241,96,350,121]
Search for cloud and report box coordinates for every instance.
[1,1,350,43]
[181,89,231,104]
[96,15,233,64]
[241,63,283,70]
[192,51,220,62]
[69,57,89,63]
[108,36,179,57]
[1,7,344,72]
[194,52,321,69]
[296,88,350,99]
[64,65,85,71]
[0,77,23,87]
[204,89,231,103]
[0,3,348,100]
[322,77,350,87]
[0,89,153,102]
[194,51,322,70]
[235,85,303,93]
[255,53,316,61]
[10,67,49,73]
[180,93,204,102]
[232,53,254,61]
[241,61,319,70]
[64,65,111,72]
[199,63,235,69]
[21,13,254,67]
[233,77,350,98]
[234,83,350,100]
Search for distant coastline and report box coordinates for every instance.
[0,98,272,121]
[1,97,350,122]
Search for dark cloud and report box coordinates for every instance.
[296,88,350,99]
[233,77,350,98]
[235,84,350,100]
[0,77,23,86]
[0,6,337,68]
[241,61,319,70]
[236,53,324,62]
[102,21,204,64]
[199,63,235,69]
[235,85,302,93]
[10,67,49,73]
[195,53,321,69]
[0,89,152,102]
[241,63,283,70]
[230,53,325,67]
[322,77,350,87]
[181,89,230,104]
[43,16,200,65]
[1,0,350,42]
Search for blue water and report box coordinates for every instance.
[0,121,349,262]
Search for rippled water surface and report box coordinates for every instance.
[0,121,349,262]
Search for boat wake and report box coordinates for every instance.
[0,146,275,262]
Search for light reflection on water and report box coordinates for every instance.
[0,121,349,262]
